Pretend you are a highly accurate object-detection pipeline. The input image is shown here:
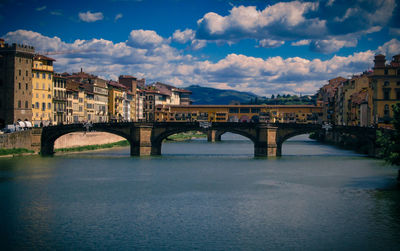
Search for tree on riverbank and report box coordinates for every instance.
[377,103,400,181]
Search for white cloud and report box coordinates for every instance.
[127,29,164,49]
[79,11,104,23]
[258,39,285,48]
[377,38,400,58]
[191,39,207,50]
[389,28,400,36]
[36,6,46,11]
[3,29,397,97]
[310,39,357,54]
[50,11,62,16]
[114,13,123,22]
[172,29,195,43]
[195,0,396,54]
[196,2,325,41]
[291,39,310,46]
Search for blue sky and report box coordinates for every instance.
[1,0,400,96]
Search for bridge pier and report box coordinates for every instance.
[254,125,278,157]
[207,130,222,142]
[131,125,153,156]
[40,139,55,156]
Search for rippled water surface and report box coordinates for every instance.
[1,134,399,250]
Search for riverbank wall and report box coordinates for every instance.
[0,129,42,152]
[313,127,380,157]
[0,130,125,153]
[54,132,125,149]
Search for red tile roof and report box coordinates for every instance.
[34,54,56,61]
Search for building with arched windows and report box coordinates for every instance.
[0,40,35,127]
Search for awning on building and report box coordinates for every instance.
[24,121,32,128]
[17,121,25,127]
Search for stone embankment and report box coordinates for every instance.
[0,130,125,155]
[0,128,42,152]
[54,132,124,149]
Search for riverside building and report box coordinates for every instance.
[0,39,35,127]
[32,54,55,127]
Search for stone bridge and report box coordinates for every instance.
[318,125,383,157]
[40,122,323,157]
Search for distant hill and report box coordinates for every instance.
[185,85,317,105]
[185,85,259,105]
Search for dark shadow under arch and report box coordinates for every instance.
[152,126,257,155]
[41,123,133,156]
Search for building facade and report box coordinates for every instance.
[53,73,67,125]
[32,54,55,127]
[155,105,322,123]
[108,81,126,122]
[369,54,400,128]
[0,40,35,127]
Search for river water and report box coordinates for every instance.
[0,134,399,250]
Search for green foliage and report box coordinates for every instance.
[166,131,206,141]
[0,148,34,156]
[377,103,400,166]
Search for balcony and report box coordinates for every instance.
[53,96,67,101]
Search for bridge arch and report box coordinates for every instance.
[41,123,134,156]
[151,125,258,155]
[275,124,322,156]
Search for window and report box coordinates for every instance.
[26,70,28,77]
[18,83,21,89]
[42,102,46,111]
[251,108,260,113]
[79,106,82,112]
[229,108,239,113]
[42,73,46,79]
[36,93,38,98]
[48,94,51,99]
[35,102,39,109]
[397,89,400,100]
[25,101,28,108]
[384,69,388,75]
[18,100,21,108]
[26,83,28,90]
[240,108,250,113]
[383,89,390,100]
[42,83,45,89]
[36,83,38,89]
[384,104,390,116]
[384,81,390,86]
[19,69,21,76]
[48,74,52,80]
[36,72,39,78]
[48,103,51,109]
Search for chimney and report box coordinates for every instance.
[373,54,386,69]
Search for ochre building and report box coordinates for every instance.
[32,54,55,127]
[155,105,322,123]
